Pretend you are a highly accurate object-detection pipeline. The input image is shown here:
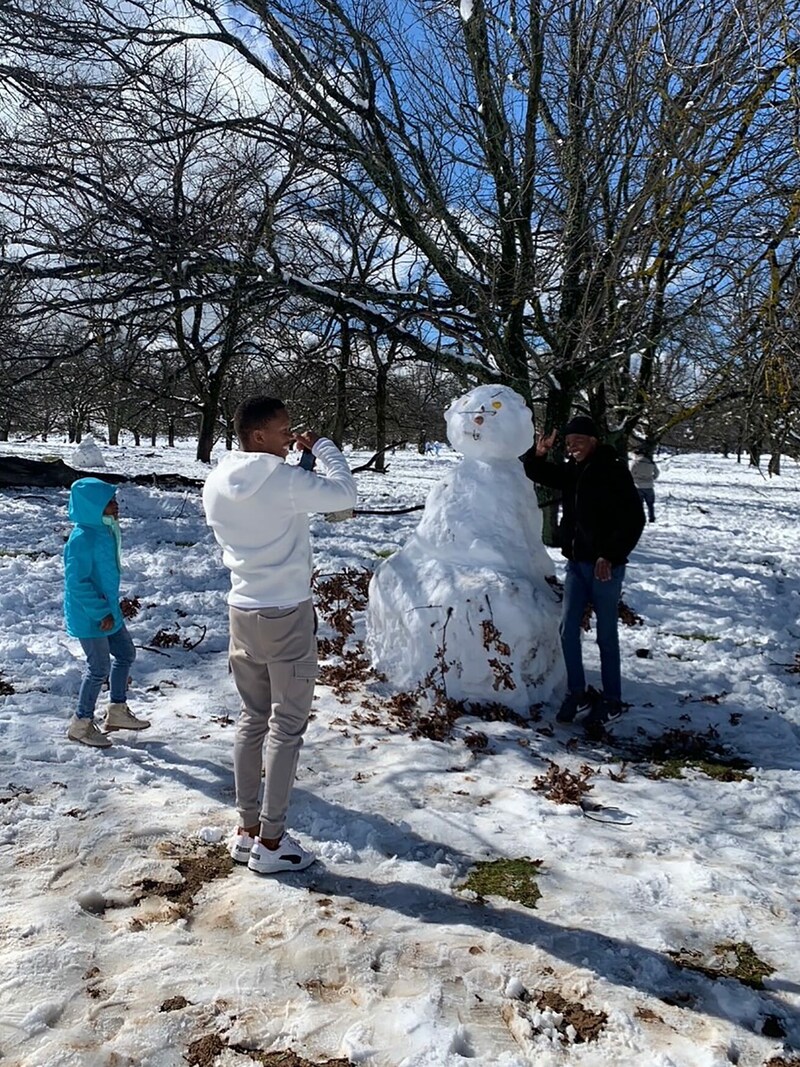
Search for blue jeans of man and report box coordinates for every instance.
[560,560,625,702]
[77,625,136,719]
[637,487,655,522]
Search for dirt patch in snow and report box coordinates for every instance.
[186,1032,352,1067]
[502,988,608,1051]
[160,995,191,1012]
[132,843,234,923]
[535,989,608,1043]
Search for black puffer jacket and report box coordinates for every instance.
[523,444,645,565]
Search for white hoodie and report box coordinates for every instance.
[202,438,357,608]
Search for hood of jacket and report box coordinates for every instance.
[209,451,283,501]
[68,477,117,526]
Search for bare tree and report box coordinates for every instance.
[2,0,800,491]
[0,15,316,459]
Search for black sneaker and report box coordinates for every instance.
[556,690,594,724]
[583,697,624,740]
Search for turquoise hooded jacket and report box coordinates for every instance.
[64,478,124,639]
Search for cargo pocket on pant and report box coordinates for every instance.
[294,659,318,681]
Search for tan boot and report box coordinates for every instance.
[67,716,112,748]
[104,703,151,731]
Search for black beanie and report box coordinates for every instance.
[564,415,599,437]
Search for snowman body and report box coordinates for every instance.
[367,385,564,712]
[71,434,106,470]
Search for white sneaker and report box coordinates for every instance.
[247,834,315,874]
[67,716,112,748]
[104,703,151,731]
[230,831,257,864]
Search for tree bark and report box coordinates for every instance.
[196,369,225,463]
[374,361,388,473]
[330,319,351,450]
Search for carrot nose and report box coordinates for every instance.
[474,415,484,425]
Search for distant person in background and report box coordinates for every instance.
[203,396,357,876]
[64,479,150,748]
[523,416,644,737]
[630,448,660,523]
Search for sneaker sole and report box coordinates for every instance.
[248,856,315,875]
[67,735,112,748]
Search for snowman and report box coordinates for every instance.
[366,384,564,713]
[70,433,106,469]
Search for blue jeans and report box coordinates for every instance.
[77,625,136,719]
[560,560,625,702]
[638,487,655,521]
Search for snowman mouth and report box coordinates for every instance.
[463,409,496,440]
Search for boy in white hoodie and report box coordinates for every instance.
[203,396,357,874]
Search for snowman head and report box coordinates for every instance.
[445,385,533,459]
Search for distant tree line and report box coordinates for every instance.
[0,320,458,463]
[0,0,799,484]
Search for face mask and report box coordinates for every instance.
[102,514,122,567]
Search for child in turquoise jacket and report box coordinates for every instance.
[64,478,150,747]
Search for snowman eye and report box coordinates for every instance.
[491,401,503,410]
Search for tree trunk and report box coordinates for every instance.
[540,501,561,549]
[196,371,225,463]
[374,363,388,473]
[330,319,351,449]
[168,420,176,447]
[107,405,121,444]
[537,380,574,547]
[196,407,215,463]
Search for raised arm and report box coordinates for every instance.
[287,436,358,513]
[521,430,568,489]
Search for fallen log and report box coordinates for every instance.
[0,455,203,490]
[353,504,424,516]
[127,470,204,489]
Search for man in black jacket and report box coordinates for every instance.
[523,415,644,735]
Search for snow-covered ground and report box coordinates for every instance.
[0,438,798,1067]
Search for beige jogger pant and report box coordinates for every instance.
[228,599,317,840]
